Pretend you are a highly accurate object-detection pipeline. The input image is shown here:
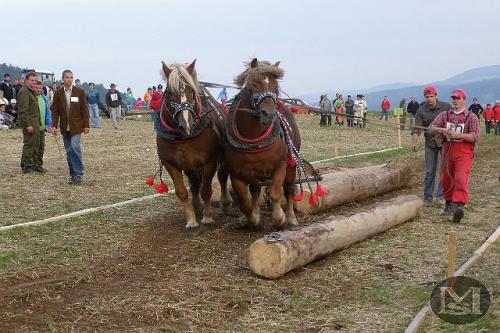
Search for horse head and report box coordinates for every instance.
[161,59,200,136]
[235,58,284,125]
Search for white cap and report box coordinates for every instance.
[496,100,500,103]
[10,99,16,104]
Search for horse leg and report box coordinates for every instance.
[217,163,233,215]
[249,181,262,228]
[284,168,299,227]
[270,167,286,229]
[164,163,198,229]
[200,160,217,225]
[231,176,259,229]
[187,171,203,216]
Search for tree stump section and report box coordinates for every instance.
[295,160,410,214]
[248,195,423,279]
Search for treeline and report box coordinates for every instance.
[0,63,110,103]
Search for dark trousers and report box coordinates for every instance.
[346,111,354,127]
[380,110,389,121]
[485,121,492,134]
[21,128,45,169]
[327,114,332,126]
[319,114,326,127]
[495,121,500,135]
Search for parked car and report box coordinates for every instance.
[281,98,319,114]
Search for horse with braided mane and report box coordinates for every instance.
[225,58,301,229]
[156,60,232,228]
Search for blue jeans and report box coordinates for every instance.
[88,103,101,128]
[424,145,444,202]
[151,110,159,130]
[63,133,84,179]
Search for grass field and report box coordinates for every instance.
[0,114,498,332]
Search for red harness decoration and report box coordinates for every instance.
[231,101,276,144]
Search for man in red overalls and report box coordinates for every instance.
[429,89,480,223]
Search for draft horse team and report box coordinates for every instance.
[151,58,313,230]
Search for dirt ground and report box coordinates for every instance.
[0,115,498,332]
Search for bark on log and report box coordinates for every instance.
[248,195,423,279]
[295,160,410,214]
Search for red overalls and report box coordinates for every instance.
[441,112,474,205]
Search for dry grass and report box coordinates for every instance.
[0,114,498,332]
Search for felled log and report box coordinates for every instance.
[295,160,410,214]
[248,195,423,279]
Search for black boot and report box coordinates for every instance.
[452,203,464,223]
[441,201,453,216]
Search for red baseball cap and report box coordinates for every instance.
[451,89,466,99]
[423,86,437,95]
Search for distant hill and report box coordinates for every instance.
[436,65,500,85]
[300,65,500,108]
[361,78,500,109]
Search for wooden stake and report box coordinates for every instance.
[447,230,457,290]
[334,145,339,157]
[397,114,402,147]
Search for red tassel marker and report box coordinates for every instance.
[146,177,154,186]
[308,192,318,206]
[154,181,168,194]
[293,191,305,202]
[315,183,327,197]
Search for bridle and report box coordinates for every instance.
[164,81,198,121]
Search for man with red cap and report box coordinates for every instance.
[411,86,452,206]
[428,89,480,223]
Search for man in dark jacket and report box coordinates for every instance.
[0,74,15,112]
[411,86,452,206]
[50,69,89,184]
[106,83,122,129]
[467,97,483,119]
[345,95,355,127]
[407,96,419,126]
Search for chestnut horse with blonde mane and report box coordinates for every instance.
[156,60,231,228]
[225,58,301,229]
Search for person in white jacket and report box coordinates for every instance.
[354,94,368,128]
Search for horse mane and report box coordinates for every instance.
[234,60,285,87]
[161,63,201,95]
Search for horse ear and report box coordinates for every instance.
[274,61,280,67]
[162,61,172,77]
[250,58,258,68]
[187,59,196,74]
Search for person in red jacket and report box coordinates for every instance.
[483,103,495,134]
[493,100,500,135]
[380,96,390,121]
[150,84,164,129]
[429,89,480,223]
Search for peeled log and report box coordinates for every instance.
[249,195,423,279]
[296,160,410,214]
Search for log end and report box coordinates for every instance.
[248,240,288,279]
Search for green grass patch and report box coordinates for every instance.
[0,251,19,268]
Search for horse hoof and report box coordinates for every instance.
[201,216,214,225]
[185,220,199,229]
[287,217,299,227]
[272,211,286,229]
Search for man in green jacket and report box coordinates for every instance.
[18,72,54,173]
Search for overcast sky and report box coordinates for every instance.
[3,0,499,98]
